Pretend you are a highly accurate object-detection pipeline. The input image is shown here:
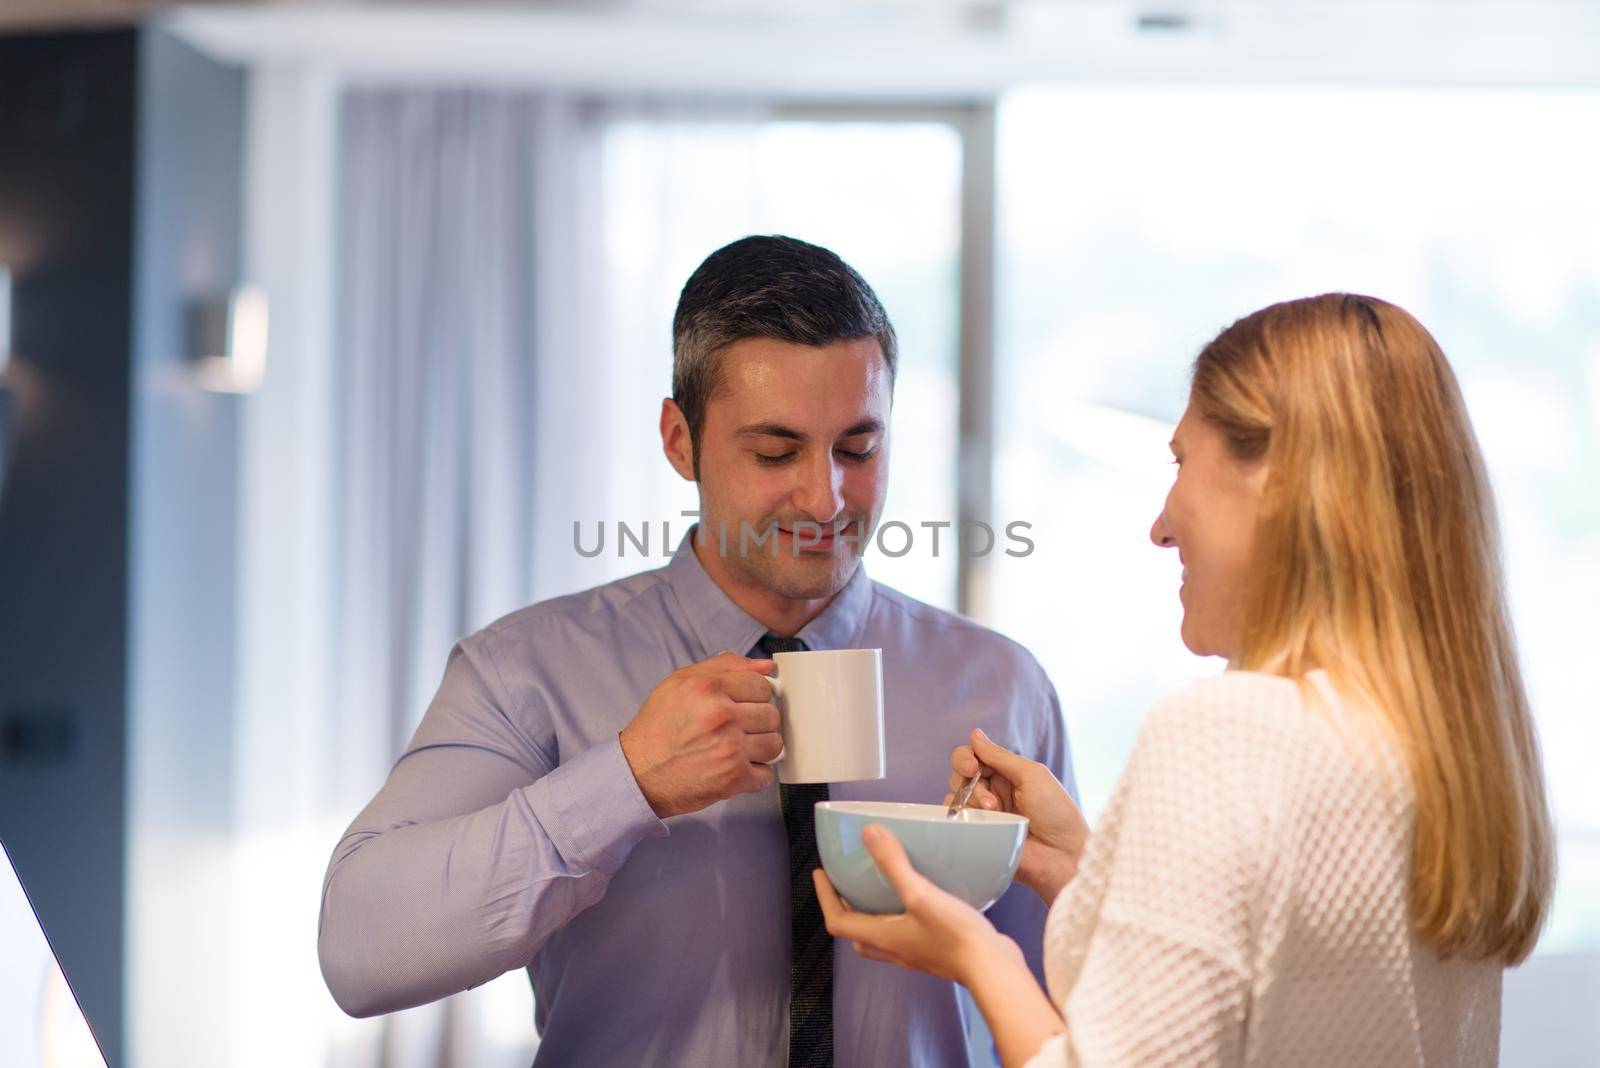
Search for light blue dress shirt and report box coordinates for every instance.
[319,533,1075,1066]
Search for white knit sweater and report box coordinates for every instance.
[1023,670,1501,1067]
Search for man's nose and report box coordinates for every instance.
[793,453,846,524]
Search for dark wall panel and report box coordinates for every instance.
[0,29,139,1067]
[0,26,247,1065]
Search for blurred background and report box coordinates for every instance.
[0,1,1596,1066]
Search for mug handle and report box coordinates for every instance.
[762,673,786,766]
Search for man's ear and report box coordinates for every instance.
[660,398,697,482]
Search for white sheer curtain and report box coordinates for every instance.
[235,80,603,1068]
[336,86,543,1068]
[334,88,545,763]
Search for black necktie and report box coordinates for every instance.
[759,634,833,1068]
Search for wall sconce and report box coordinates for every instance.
[188,284,268,394]
[0,263,12,375]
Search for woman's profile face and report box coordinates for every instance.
[1150,406,1267,660]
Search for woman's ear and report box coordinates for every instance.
[660,398,697,482]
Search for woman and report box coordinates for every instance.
[814,294,1554,1066]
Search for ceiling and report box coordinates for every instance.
[1,0,211,31]
[6,0,1584,33]
[6,1,1599,95]
[1,0,1008,33]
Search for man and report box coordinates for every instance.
[319,235,1075,1066]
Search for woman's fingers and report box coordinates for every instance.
[951,734,1031,813]
[948,765,993,794]
[813,869,855,927]
[851,940,900,965]
[813,869,886,944]
[861,825,931,906]
[813,868,844,918]
[944,782,1004,811]
[950,744,981,778]
[985,775,1014,811]
[817,828,931,933]
[814,857,990,985]
[969,728,1036,784]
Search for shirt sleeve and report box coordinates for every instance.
[317,635,668,1017]
[1037,679,1077,804]
[1054,694,1265,1067]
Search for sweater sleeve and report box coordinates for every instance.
[1021,1033,1071,1068]
[1050,677,1292,1067]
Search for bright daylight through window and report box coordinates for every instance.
[990,86,1600,952]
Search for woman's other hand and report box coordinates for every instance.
[946,728,1088,904]
[812,824,1022,986]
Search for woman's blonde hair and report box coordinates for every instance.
[1191,293,1554,965]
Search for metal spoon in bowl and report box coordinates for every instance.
[947,770,983,820]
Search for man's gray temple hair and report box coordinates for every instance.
[671,234,898,477]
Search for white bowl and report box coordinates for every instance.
[814,800,1027,915]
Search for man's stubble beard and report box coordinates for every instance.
[727,539,864,601]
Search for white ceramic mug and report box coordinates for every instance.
[765,648,886,784]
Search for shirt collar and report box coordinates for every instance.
[664,526,874,657]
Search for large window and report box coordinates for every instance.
[990,86,1600,952]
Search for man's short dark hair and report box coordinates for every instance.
[672,235,897,476]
